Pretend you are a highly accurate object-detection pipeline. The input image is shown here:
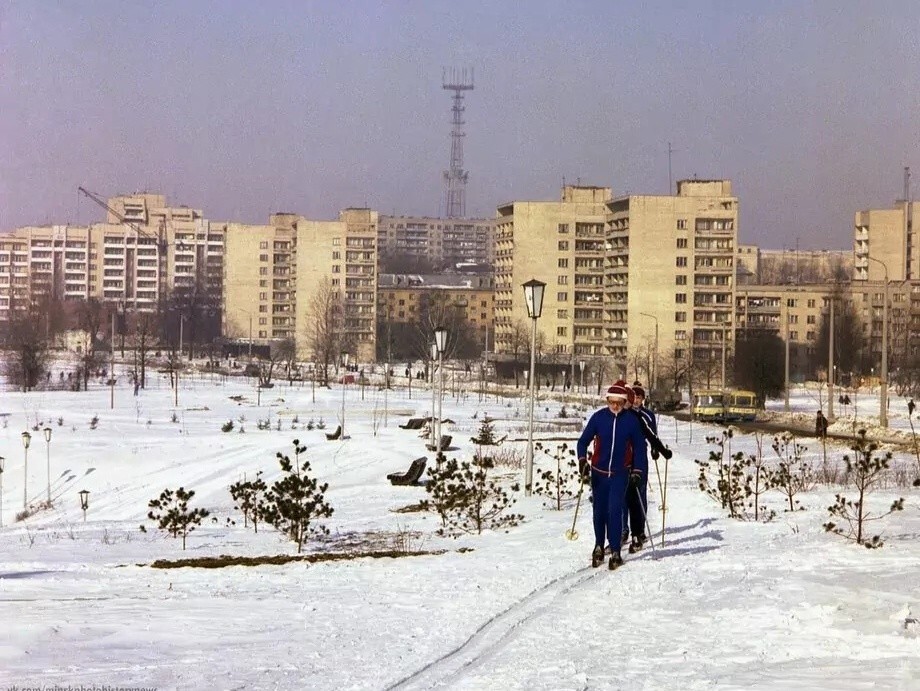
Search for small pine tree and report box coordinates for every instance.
[532,442,580,510]
[221,420,235,433]
[472,416,496,445]
[771,433,814,512]
[696,430,747,518]
[420,452,463,527]
[262,439,334,553]
[824,429,905,548]
[229,471,268,532]
[144,487,210,550]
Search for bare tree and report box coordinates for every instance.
[306,278,341,387]
[75,299,108,392]
[2,308,50,391]
[259,338,296,387]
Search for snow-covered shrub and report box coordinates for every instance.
[262,439,333,553]
[533,441,579,510]
[142,487,210,550]
[824,430,905,548]
[221,420,235,433]
[89,415,99,430]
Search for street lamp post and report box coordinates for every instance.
[522,278,546,496]
[434,327,448,450]
[639,312,659,392]
[429,341,438,451]
[43,427,52,505]
[579,360,586,394]
[21,431,31,509]
[0,456,5,528]
[340,351,349,439]
[867,256,889,427]
[78,489,90,523]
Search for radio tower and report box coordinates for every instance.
[442,67,474,218]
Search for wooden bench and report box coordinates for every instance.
[387,457,427,486]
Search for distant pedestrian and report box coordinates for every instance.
[815,410,828,439]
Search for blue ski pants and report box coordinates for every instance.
[591,472,629,552]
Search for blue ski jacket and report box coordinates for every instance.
[576,407,648,476]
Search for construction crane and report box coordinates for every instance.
[77,186,169,315]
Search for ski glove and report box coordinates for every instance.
[578,457,590,480]
[628,469,642,489]
[651,448,660,461]
[662,447,673,460]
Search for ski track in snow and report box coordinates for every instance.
[386,565,601,690]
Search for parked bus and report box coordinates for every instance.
[725,390,758,422]
[692,390,726,422]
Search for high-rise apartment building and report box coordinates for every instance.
[377,216,494,267]
[606,180,738,374]
[854,201,919,282]
[494,185,611,362]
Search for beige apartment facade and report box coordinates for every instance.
[494,186,611,365]
[854,201,920,282]
[377,215,494,267]
[606,180,738,381]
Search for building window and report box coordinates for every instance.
[259,305,267,313]
[258,330,267,338]
[332,238,340,245]
[332,251,340,260]
[259,292,267,300]
[790,330,798,340]
[557,326,567,337]
[557,292,568,302]
[807,299,816,308]
[787,298,798,307]
[331,278,340,286]
[676,275,687,285]
[259,280,268,287]
[259,317,267,325]
[558,224,569,234]
[676,257,687,267]
[675,312,687,322]
[259,267,268,275]
[558,241,569,251]
[558,275,568,285]
[332,265,340,273]
[676,238,688,249]
[557,309,568,319]
[807,315,816,324]
[677,219,687,230]
[259,254,269,262]
[675,293,687,304]
[558,258,569,268]
[259,241,268,249]
[788,314,798,324]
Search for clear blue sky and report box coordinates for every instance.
[2,0,919,249]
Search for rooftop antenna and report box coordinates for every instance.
[667,142,679,194]
[442,66,474,219]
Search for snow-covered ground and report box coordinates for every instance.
[1,372,918,690]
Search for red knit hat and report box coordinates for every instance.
[606,383,629,401]
[613,379,636,405]
[632,383,646,399]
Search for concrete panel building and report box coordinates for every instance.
[494,185,611,364]
[377,215,494,267]
[854,201,920,282]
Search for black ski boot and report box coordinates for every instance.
[591,545,604,568]
[608,552,624,570]
[620,531,630,547]
[629,535,646,554]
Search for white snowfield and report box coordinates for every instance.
[0,374,918,690]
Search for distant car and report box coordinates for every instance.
[693,390,726,422]
[725,390,758,422]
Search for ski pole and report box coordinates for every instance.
[634,484,658,555]
[565,473,587,541]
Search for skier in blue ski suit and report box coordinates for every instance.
[623,383,663,550]
[576,383,647,569]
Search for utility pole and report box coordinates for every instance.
[110,312,115,410]
[667,142,675,193]
[828,298,835,421]
[784,298,791,412]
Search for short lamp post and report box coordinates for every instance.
[429,341,438,451]
[522,278,546,496]
[340,351,349,440]
[434,326,448,450]
[21,431,31,510]
[579,360,586,394]
[78,489,90,523]
[0,455,5,528]
[43,427,52,505]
